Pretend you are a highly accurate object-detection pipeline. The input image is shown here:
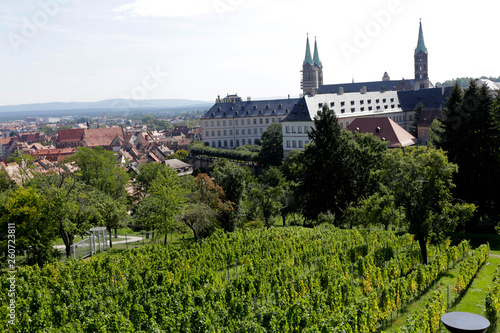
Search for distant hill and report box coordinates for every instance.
[435,76,500,88]
[0,99,212,113]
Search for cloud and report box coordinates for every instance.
[114,0,216,18]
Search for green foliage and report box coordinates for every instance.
[297,105,387,226]
[0,187,59,266]
[190,143,259,162]
[258,123,283,167]
[141,115,170,130]
[410,102,425,138]
[376,146,475,263]
[486,258,500,329]
[433,80,500,225]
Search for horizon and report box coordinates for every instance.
[1,0,499,106]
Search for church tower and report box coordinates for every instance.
[301,35,323,96]
[414,19,430,89]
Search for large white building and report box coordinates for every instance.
[201,94,299,148]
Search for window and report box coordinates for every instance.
[368,106,373,111]
[247,119,250,125]
[376,99,380,104]
[350,101,355,106]
[218,140,222,147]
[204,121,208,127]
[242,139,246,145]
[390,98,394,103]
[259,118,263,124]
[305,140,309,145]
[253,119,257,124]
[340,123,343,129]
[292,141,297,148]
[272,118,276,123]
[292,126,296,133]
[236,139,240,147]
[229,120,232,126]
[205,131,209,137]
[223,120,226,126]
[330,102,335,107]
[211,120,214,126]
[368,99,372,104]
[384,105,388,109]
[391,105,395,109]
[217,120,220,126]
[360,100,364,105]
[318,103,323,108]
[299,140,303,148]
[341,101,345,106]
[382,99,386,103]
[341,109,345,114]
[360,107,365,112]
[217,130,221,136]
[224,140,228,147]
[229,130,233,135]
[254,128,257,135]
[286,140,291,148]
[230,139,233,147]
[286,126,290,133]
[304,125,309,133]
[298,126,302,133]
[376,106,381,110]
[351,108,355,113]
[212,141,216,147]
[235,129,239,135]
[235,120,239,126]
[265,118,269,124]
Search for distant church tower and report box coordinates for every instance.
[301,35,323,96]
[414,19,430,89]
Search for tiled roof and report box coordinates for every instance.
[317,79,415,94]
[56,128,85,142]
[84,127,125,148]
[202,98,300,119]
[347,117,420,148]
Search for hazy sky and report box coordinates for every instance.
[1,0,498,106]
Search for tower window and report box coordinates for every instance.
[330,102,335,107]
[350,101,355,106]
[367,100,372,104]
[376,99,380,103]
[351,108,355,113]
[341,101,345,107]
[341,109,345,113]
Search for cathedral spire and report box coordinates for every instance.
[303,34,313,66]
[415,19,428,55]
[313,36,322,67]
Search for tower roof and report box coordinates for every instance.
[303,34,313,66]
[415,19,428,55]
[313,37,322,67]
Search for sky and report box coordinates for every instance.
[0,0,499,106]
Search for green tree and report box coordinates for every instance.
[72,147,129,200]
[433,80,500,224]
[378,147,475,264]
[247,167,286,227]
[8,151,37,185]
[211,160,251,232]
[0,187,59,266]
[410,102,425,138]
[91,192,130,248]
[258,123,283,167]
[134,162,173,199]
[133,165,188,244]
[297,105,387,226]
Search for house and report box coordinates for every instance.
[55,127,125,150]
[346,117,420,148]
[164,158,193,176]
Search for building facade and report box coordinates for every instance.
[201,94,299,149]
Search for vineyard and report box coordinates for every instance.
[0,226,494,332]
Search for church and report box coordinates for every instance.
[301,20,431,96]
[201,20,449,154]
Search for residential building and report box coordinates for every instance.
[346,117,420,148]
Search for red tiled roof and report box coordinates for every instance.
[56,128,85,142]
[347,117,420,148]
[84,127,125,148]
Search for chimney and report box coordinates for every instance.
[247,96,251,102]
[339,87,344,95]
[360,86,367,94]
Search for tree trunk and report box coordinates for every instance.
[108,227,113,248]
[164,232,167,245]
[60,221,74,258]
[418,235,428,264]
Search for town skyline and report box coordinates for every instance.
[1,0,499,106]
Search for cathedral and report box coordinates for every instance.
[301,20,432,96]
